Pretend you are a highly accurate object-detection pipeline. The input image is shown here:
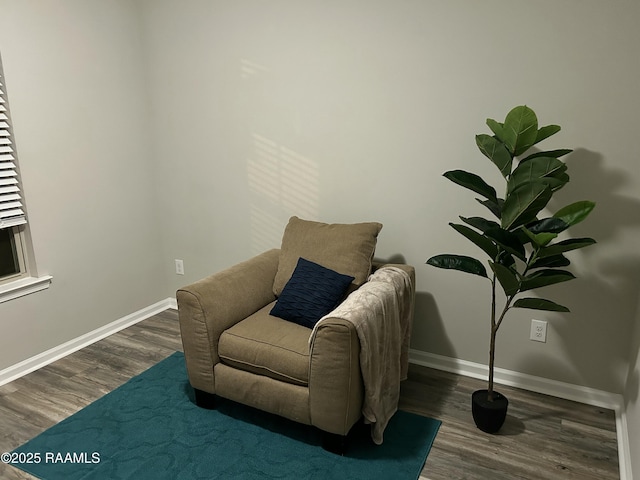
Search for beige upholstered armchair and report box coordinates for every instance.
[177,217,415,454]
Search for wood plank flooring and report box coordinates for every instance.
[400,366,619,479]
[0,309,619,479]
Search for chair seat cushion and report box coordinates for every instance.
[219,302,311,386]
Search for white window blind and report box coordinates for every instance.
[0,63,26,229]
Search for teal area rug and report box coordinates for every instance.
[11,352,440,479]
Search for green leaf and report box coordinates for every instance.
[523,227,557,248]
[501,182,553,230]
[450,223,499,259]
[460,216,500,233]
[514,228,532,245]
[497,251,516,268]
[553,201,596,227]
[524,219,569,247]
[550,172,571,191]
[527,217,569,234]
[530,254,570,269]
[521,149,573,163]
[427,254,488,278]
[513,297,570,312]
[443,170,498,203]
[534,124,561,145]
[537,237,597,258]
[486,118,505,142]
[490,261,520,296]
[507,157,568,194]
[476,134,513,177]
[520,269,575,291]
[502,106,539,156]
[484,227,526,261]
[476,198,503,219]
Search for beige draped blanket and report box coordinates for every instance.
[310,266,413,444]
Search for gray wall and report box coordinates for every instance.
[0,1,166,368]
[141,0,640,395]
[1,1,639,466]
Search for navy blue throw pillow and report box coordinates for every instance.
[270,257,355,328]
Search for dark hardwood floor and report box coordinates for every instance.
[400,365,619,479]
[0,309,619,479]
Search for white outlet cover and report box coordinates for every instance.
[530,319,547,343]
[175,259,184,275]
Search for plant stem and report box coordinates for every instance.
[488,274,515,402]
[488,274,497,401]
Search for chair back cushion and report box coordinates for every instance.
[273,216,382,296]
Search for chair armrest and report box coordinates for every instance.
[308,263,416,436]
[308,319,363,436]
[177,248,280,393]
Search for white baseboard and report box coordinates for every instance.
[617,407,633,480]
[0,298,176,387]
[409,349,631,480]
[409,349,621,408]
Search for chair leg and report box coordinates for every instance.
[322,432,348,456]
[194,388,216,410]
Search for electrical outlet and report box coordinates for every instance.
[530,319,547,343]
[175,259,184,275]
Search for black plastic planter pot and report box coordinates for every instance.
[471,389,508,433]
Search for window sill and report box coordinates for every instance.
[0,275,53,304]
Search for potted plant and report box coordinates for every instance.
[427,105,596,433]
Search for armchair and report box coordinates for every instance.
[177,217,415,453]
